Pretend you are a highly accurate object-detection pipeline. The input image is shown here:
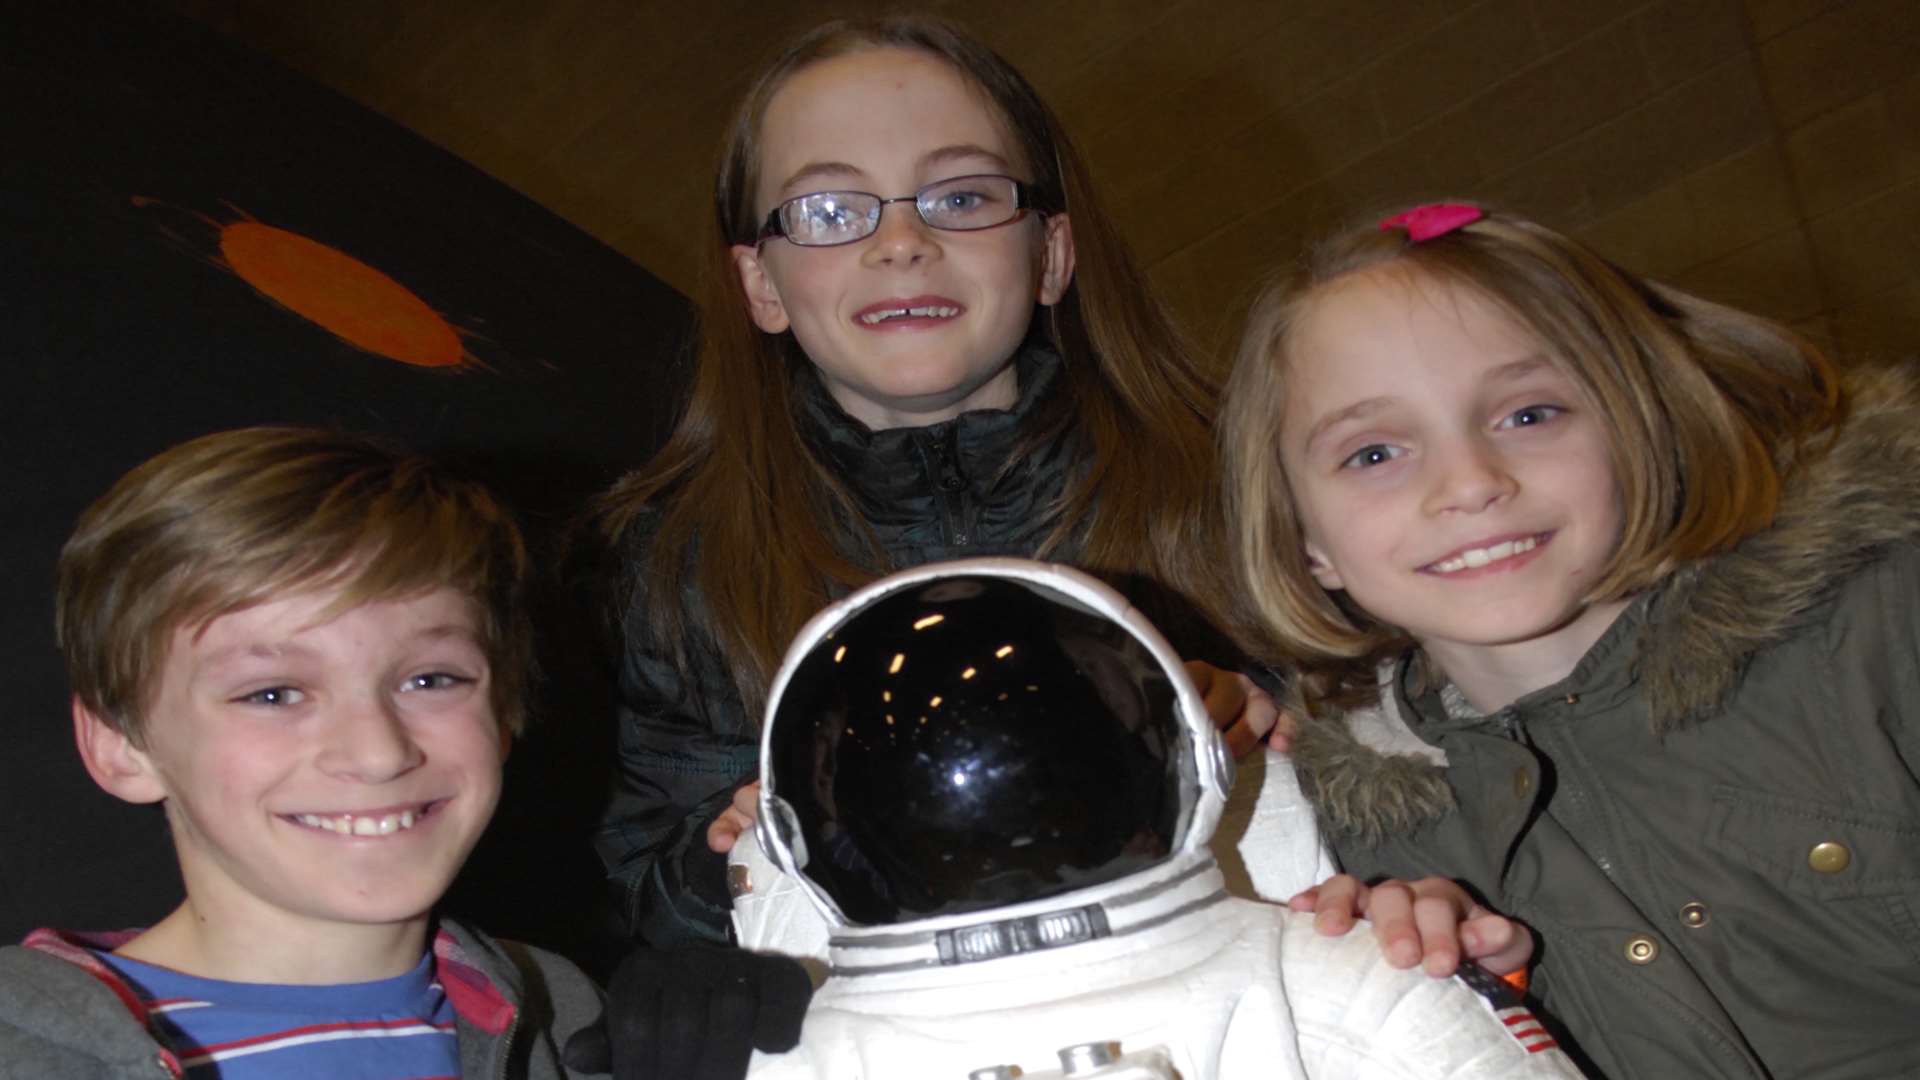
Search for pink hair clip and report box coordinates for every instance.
[1379,203,1484,242]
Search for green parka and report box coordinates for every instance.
[1290,363,1920,1079]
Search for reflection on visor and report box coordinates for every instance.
[767,575,1195,926]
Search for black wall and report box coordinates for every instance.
[1,3,692,964]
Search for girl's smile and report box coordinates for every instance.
[854,294,965,327]
[1419,531,1551,576]
[1281,266,1629,706]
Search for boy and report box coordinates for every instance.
[0,426,606,1078]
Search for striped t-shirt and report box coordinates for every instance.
[92,949,460,1079]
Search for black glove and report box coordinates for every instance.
[563,945,813,1080]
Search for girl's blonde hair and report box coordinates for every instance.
[1221,206,1843,705]
[601,15,1226,723]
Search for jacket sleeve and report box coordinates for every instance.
[594,525,761,948]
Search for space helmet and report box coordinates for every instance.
[755,558,1231,929]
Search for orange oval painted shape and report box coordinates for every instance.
[220,222,462,367]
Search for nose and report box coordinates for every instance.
[1422,434,1517,516]
[317,693,425,783]
[860,200,941,267]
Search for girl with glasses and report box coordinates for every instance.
[593,14,1304,956]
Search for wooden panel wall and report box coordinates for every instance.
[182,0,1918,360]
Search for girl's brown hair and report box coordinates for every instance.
[601,14,1226,723]
[1221,207,1843,705]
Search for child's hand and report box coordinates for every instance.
[705,780,761,854]
[1185,660,1284,757]
[1289,874,1533,979]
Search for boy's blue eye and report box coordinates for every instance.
[1340,444,1401,469]
[1499,404,1564,429]
[404,672,472,692]
[237,686,303,707]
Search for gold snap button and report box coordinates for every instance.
[1808,841,1852,874]
[1624,934,1659,964]
[1513,767,1533,798]
[727,863,754,899]
[1563,693,1579,705]
[1679,902,1709,928]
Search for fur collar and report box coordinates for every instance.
[1293,361,1920,842]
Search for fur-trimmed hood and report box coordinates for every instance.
[1292,360,1920,842]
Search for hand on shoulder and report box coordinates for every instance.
[1185,660,1300,757]
[1289,873,1532,980]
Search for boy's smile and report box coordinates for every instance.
[1281,267,1629,707]
[287,802,439,837]
[82,586,504,979]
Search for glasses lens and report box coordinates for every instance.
[918,175,1021,231]
[780,192,880,247]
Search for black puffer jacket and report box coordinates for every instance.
[598,347,1230,946]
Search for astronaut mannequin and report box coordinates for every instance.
[734,559,1580,1079]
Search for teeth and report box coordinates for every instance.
[1430,535,1538,574]
[294,809,423,836]
[859,305,960,325]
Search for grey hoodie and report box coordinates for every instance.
[0,919,607,1079]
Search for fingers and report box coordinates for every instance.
[705,782,763,854]
[1299,874,1533,981]
[705,806,752,853]
[1267,707,1300,754]
[1361,880,1427,969]
[1364,877,1483,976]
[1293,873,1366,937]
[1462,910,1535,977]
[735,781,763,813]
[1186,661,1278,760]
[1237,679,1280,743]
[1410,889,1466,976]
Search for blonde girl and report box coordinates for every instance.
[1223,201,1920,1078]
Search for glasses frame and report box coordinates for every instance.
[756,174,1039,247]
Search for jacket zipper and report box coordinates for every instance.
[495,1006,522,1080]
[924,431,972,547]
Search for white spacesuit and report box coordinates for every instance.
[739,559,1580,1079]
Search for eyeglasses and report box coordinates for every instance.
[757,174,1038,247]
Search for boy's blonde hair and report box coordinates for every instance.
[56,426,531,743]
[1221,206,1843,703]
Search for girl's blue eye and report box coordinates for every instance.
[1500,404,1564,429]
[237,686,303,707]
[404,672,472,692]
[1340,444,1401,469]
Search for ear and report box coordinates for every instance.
[1036,213,1075,306]
[73,697,167,805]
[1302,539,1344,591]
[731,244,791,333]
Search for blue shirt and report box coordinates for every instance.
[92,949,460,1079]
